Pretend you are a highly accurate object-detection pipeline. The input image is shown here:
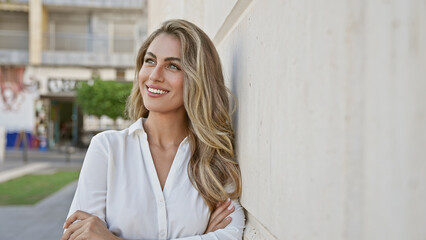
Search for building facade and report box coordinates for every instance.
[0,0,146,150]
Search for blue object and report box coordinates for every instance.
[6,131,33,149]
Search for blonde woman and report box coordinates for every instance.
[61,19,244,240]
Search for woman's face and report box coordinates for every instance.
[139,33,185,115]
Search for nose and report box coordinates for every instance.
[149,65,164,82]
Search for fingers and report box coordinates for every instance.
[213,202,234,226]
[69,228,84,240]
[210,198,232,222]
[210,198,234,225]
[64,223,85,240]
[61,220,84,240]
[61,211,113,240]
[215,216,232,230]
[64,210,91,229]
[206,198,235,232]
[62,212,106,240]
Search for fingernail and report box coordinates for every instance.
[227,198,230,202]
[226,216,232,221]
[63,223,66,229]
[227,204,234,210]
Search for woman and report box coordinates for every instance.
[61,19,244,240]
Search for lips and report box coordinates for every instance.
[146,84,169,96]
[147,87,168,94]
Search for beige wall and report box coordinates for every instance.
[147,0,426,239]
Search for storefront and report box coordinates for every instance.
[1,68,84,150]
[39,78,83,149]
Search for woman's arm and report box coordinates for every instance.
[66,134,108,221]
[63,198,245,240]
[62,134,111,240]
[174,200,245,240]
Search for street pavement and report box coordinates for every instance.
[0,149,85,240]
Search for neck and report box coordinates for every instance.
[143,110,188,149]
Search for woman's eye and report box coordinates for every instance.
[144,58,155,64]
[169,64,181,70]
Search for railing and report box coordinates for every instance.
[43,32,134,53]
[42,0,145,8]
[0,30,29,50]
[0,0,29,3]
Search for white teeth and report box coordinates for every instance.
[148,87,168,94]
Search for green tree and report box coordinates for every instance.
[76,79,133,121]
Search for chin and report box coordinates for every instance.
[144,105,186,115]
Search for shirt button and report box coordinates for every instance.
[159,230,166,237]
[159,199,165,207]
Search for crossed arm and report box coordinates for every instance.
[61,198,241,240]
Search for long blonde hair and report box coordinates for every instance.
[126,19,241,210]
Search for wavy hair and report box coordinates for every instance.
[126,19,242,210]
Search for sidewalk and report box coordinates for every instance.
[0,149,85,182]
[0,148,86,240]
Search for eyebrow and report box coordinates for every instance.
[146,52,181,62]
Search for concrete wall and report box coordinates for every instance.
[147,0,426,239]
[0,91,38,132]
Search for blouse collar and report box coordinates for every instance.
[127,118,189,145]
[128,118,145,136]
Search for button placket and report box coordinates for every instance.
[138,133,169,239]
[159,229,166,238]
[157,194,168,239]
[159,198,165,207]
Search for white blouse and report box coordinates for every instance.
[67,118,245,240]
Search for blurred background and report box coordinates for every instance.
[1,0,426,240]
[0,0,146,239]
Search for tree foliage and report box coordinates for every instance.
[76,79,133,120]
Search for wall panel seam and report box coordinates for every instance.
[213,0,254,47]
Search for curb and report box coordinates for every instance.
[0,163,51,183]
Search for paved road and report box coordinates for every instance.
[0,182,78,240]
[0,149,85,240]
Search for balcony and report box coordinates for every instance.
[0,30,29,65]
[42,0,145,9]
[0,0,29,3]
[42,32,141,67]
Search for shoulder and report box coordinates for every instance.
[87,119,143,154]
[89,126,134,150]
[93,128,130,141]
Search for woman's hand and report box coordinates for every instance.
[61,210,120,240]
[204,198,235,233]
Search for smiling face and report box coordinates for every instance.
[138,33,185,116]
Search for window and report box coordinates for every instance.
[47,13,89,51]
[113,23,134,53]
[116,68,126,81]
[0,11,29,50]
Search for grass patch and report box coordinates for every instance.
[0,171,79,205]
